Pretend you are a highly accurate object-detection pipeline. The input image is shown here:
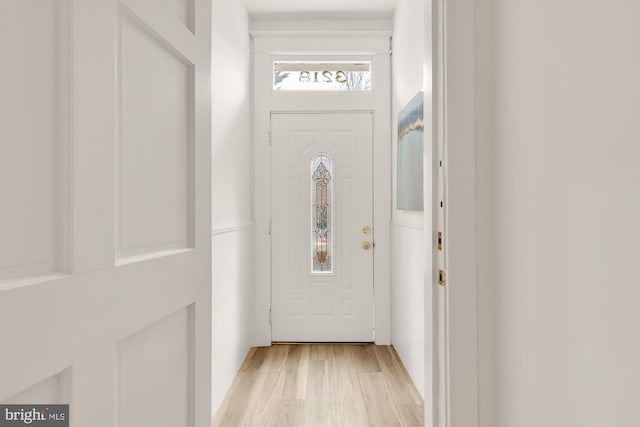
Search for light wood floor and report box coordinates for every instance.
[212,344,424,427]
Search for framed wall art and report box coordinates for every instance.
[397,92,424,210]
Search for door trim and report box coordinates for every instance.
[429,0,480,426]
[252,31,391,346]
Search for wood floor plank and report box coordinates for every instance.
[310,343,334,360]
[259,343,289,371]
[241,370,285,426]
[359,372,402,427]
[335,394,369,427]
[247,346,271,370]
[239,347,257,371]
[373,345,405,374]
[213,344,423,426]
[270,400,305,427]
[281,344,310,399]
[303,399,337,427]
[330,351,370,427]
[374,346,423,405]
[351,344,382,373]
[397,404,425,427]
[306,360,331,400]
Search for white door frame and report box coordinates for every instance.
[428,0,480,426]
[251,28,392,346]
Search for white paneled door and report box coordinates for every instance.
[0,1,211,426]
[271,113,374,342]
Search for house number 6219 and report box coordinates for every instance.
[299,71,347,84]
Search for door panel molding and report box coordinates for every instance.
[0,0,71,285]
[116,9,196,261]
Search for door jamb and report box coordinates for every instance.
[429,0,479,426]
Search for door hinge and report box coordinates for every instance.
[438,270,446,286]
[437,231,443,251]
[268,131,272,146]
[269,309,272,325]
[268,219,272,235]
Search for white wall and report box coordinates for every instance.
[391,0,426,399]
[211,0,253,416]
[473,1,640,426]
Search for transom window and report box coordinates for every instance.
[274,61,372,91]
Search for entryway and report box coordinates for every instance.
[252,30,392,346]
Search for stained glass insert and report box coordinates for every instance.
[311,155,333,273]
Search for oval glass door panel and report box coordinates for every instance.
[311,154,333,274]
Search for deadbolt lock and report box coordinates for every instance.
[362,226,371,234]
[362,242,372,250]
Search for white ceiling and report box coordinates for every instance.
[243,0,399,14]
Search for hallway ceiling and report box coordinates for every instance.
[244,0,399,14]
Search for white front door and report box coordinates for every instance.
[271,113,374,342]
[0,1,211,426]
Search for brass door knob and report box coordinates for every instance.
[362,242,372,250]
[362,226,371,234]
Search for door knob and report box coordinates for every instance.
[362,226,371,234]
[362,242,372,250]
